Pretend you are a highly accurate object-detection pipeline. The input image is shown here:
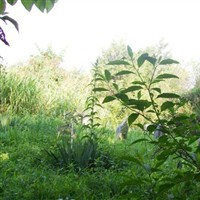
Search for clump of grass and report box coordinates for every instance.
[46,134,117,173]
[0,73,41,114]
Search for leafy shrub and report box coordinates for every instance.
[93,45,200,199]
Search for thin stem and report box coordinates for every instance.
[131,60,161,123]
[168,132,199,169]
[146,64,161,123]
[117,98,155,123]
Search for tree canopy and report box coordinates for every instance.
[0,0,59,14]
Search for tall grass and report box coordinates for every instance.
[0,67,41,114]
[1,49,90,116]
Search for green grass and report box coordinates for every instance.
[0,114,121,199]
[1,114,200,200]
[0,114,143,199]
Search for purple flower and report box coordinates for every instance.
[0,27,9,46]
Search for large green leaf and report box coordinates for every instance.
[128,99,151,111]
[35,0,56,13]
[115,93,129,103]
[0,0,6,14]
[151,79,164,85]
[7,0,18,5]
[156,73,179,79]
[161,101,174,112]
[137,53,148,67]
[46,0,56,12]
[147,124,157,132]
[112,83,118,90]
[120,86,143,94]
[160,59,179,65]
[107,60,130,65]
[21,0,34,11]
[127,45,133,59]
[128,113,139,126]
[5,0,57,13]
[115,70,134,76]
[152,87,161,93]
[92,87,108,92]
[102,96,116,103]
[157,93,180,99]
[104,69,112,82]
[137,90,141,99]
[94,77,104,82]
[146,56,157,66]
[132,81,146,86]
[35,0,45,12]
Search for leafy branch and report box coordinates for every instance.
[0,0,59,46]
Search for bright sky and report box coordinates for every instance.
[1,0,200,70]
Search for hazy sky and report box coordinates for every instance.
[1,0,200,70]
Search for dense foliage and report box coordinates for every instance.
[0,0,59,14]
[92,46,200,199]
[1,45,200,199]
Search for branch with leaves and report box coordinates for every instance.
[0,0,59,14]
[0,0,59,46]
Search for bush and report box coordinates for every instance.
[92,45,200,199]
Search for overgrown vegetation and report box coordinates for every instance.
[1,44,200,199]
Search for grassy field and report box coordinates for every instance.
[0,113,157,200]
[1,113,200,200]
[0,114,136,200]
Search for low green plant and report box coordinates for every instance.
[46,136,115,173]
[83,60,103,139]
[45,61,111,173]
[93,45,200,199]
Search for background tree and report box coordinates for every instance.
[143,39,172,59]
[183,60,200,119]
[191,60,200,88]
[98,40,128,65]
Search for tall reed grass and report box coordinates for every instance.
[1,50,90,117]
